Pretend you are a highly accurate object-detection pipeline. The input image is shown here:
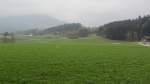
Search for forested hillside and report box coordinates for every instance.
[42,23,83,34]
[97,15,150,41]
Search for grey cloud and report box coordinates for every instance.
[0,0,150,26]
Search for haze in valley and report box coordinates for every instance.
[0,0,150,31]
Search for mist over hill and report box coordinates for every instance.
[42,23,83,34]
[0,15,66,32]
[18,23,85,35]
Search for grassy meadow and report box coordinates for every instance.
[0,35,149,84]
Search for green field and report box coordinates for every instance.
[0,35,149,84]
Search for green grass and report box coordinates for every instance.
[15,34,133,44]
[0,36,149,84]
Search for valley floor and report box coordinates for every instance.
[0,35,149,84]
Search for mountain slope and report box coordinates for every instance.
[41,23,83,34]
[97,15,150,41]
[0,15,65,32]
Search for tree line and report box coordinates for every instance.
[97,15,150,41]
[18,15,150,41]
[40,23,91,39]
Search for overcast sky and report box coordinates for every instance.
[0,0,150,26]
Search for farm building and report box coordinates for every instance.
[0,32,15,42]
[142,36,150,45]
[23,33,33,37]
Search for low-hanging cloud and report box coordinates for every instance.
[0,0,150,26]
